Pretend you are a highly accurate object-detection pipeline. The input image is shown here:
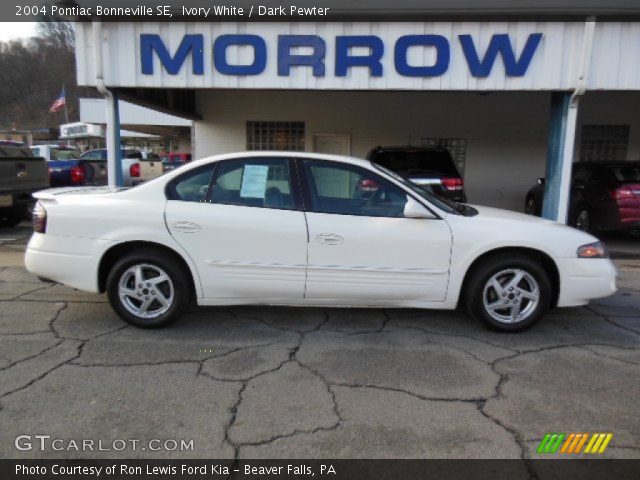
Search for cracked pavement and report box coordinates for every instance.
[0,234,639,460]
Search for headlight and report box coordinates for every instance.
[577,241,608,258]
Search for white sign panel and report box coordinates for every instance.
[240,165,269,198]
[74,22,640,91]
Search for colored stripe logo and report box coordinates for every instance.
[537,433,613,454]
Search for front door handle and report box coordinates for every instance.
[172,221,201,233]
[316,233,344,245]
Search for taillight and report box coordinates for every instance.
[70,165,85,185]
[441,177,464,191]
[130,163,140,178]
[610,184,640,200]
[32,201,47,233]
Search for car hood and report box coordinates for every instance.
[445,204,599,258]
[470,205,558,225]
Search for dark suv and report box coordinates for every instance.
[366,146,466,202]
[525,161,640,234]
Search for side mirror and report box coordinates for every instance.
[537,177,545,185]
[404,197,434,219]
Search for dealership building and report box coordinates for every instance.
[73,1,640,219]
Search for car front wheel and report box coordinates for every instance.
[106,249,190,328]
[466,255,552,332]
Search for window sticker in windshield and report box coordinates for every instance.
[240,165,269,198]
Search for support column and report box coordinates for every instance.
[542,92,579,223]
[105,90,123,187]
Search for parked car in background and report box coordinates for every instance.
[26,152,616,332]
[31,144,106,187]
[160,152,192,167]
[367,146,466,202]
[140,152,192,182]
[525,161,640,235]
[79,148,144,186]
[0,141,49,227]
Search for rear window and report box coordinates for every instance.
[50,148,79,160]
[372,150,459,176]
[0,146,34,157]
[124,150,143,159]
[608,165,640,182]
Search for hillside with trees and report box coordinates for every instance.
[0,22,95,130]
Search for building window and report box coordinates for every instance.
[580,125,629,162]
[246,121,305,152]
[420,137,467,176]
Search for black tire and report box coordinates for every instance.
[0,209,25,228]
[466,254,552,332]
[106,249,191,328]
[524,196,537,216]
[572,205,596,234]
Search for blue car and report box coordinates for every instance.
[30,145,108,187]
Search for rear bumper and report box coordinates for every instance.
[555,257,617,307]
[24,233,109,293]
[0,189,42,207]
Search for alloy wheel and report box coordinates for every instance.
[118,263,174,319]
[482,268,540,324]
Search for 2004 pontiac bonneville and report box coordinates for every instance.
[25,152,617,332]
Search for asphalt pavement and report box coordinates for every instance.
[0,223,638,459]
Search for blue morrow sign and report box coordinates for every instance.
[140,33,543,78]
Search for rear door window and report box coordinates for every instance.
[210,158,297,210]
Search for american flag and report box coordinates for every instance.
[49,88,66,113]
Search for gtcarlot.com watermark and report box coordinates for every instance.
[14,434,194,452]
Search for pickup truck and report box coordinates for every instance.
[79,148,145,186]
[30,144,107,187]
[139,152,190,182]
[0,141,49,227]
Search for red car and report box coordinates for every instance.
[525,161,640,235]
[160,152,192,171]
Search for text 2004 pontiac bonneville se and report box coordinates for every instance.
[25,152,616,332]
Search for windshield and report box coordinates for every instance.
[608,165,640,183]
[372,163,462,215]
[50,148,79,160]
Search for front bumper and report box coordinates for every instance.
[555,257,617,307]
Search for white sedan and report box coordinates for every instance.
[25,152,617,332]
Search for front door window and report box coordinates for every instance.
[301,160,408,218]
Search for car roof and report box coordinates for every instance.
[371,146,449,153]
[191,151,372,169]
[36,144,78,149]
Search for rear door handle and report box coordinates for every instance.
[316,233,344,245]
[172,221,201,233]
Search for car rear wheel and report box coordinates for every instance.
[466,255,552,332]
[0,209,26,228]
[106,249,190,328]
